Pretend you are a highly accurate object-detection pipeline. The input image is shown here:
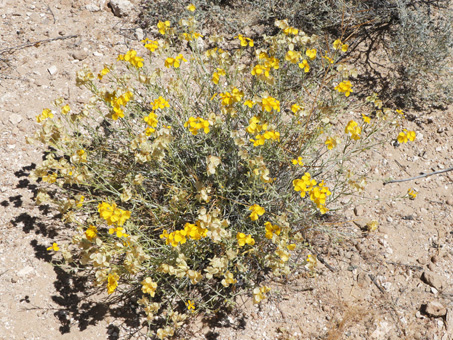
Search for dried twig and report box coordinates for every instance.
[316,254,337,272]
[384,166,453,185]
[368,274,385,294]
[0,35,78,56]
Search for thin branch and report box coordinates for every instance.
[383,166,453,185]
[0,35,78,56]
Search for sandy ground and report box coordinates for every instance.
[1,0,452,339]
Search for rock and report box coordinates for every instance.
[86,4,100,12]
[425,301,447,317]
[354,206,363,216]
[422,271,446,291]
[135,27,144,41]
[446,309,453,336]
[431,255,439,264]
[447,199,453,206]
[109,0,133,17]
[47,65,58,75]
[17,266,35,277]
[72,50,88,61]
[9,114,22,125]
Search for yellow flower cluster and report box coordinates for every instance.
[397,129,416,143]
[157,20,171,35]
[250,130,280,147]
[306,48,317,60]
[160,222,208,247]
[293,173,331,213]
[218,88,244,107]
[36,108,54,123]
[283,26,299,35]
[98,66,110,80]
[110,91,134,120]
[184,117,210,135]
[335,80,353,97]
[345,120,361,140]
[117,50,144,68]
[144,111,158,135]
[291,156,304,166]
[98,202,131,227]
[237,232,255,247]
[408,188,417,200]
[165,54,187,69]
[142,38,159,52]
[235,34,254,47]
[151,96,170,110]
[253,286,271,304]
[246,117,267,135]
[325,137,338,150]
[212,68,226,85]
[259,96,280,113]
[285,50,301,64]
[264,221,281,239]
[141,277,158,296]
[107,273,119,294]
[85,225,97,240]
[181,32,203,41]
[251,52,279,82]
[249,204,265,221]
[333,39,349,52]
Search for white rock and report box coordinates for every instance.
[135,28,144,41]
[93,51,103,57]
[9,113,22,125]
[86,4,100,12]
[17,266,35,277]
[47,65,58,75]
[109,0,133,17]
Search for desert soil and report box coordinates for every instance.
[0,0,452,339]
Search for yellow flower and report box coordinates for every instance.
[165,55,187,69]
[323,55,334,64]
[184,117,210,135]
[249,204,265,221]
[85,225,97,240]
[298,59,309,73]
[291,103,301,113]
[260,96,280,113]
[362,114,371,124]
[142,38,159,52]
[335,80,353,97]
[47,243,59,251]
[408,188,417,200]
[264,222,281,239]
[244,100,255,108]
[212,68,225,85]
[291,156,304,166]
[157,20,170,35]
[306,48,317,60]
[345,120,361,140]
[235,34,254,47]
[333,39,348,52]
[253,286,270,304]
[237,232,255,247]
[396,109,404,115]
[285,50,301,64]
[397,131,408,144]
[36,108,54,123]
[61,104,70,115]
[144,111,158,127]
[187,4,196,11]
[98,66,110,80]
[141,277,158,296]
[107,273,119,294]
[407,131,416,141]
[325,137,337,150]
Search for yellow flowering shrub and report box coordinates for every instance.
[28,15,411,338]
